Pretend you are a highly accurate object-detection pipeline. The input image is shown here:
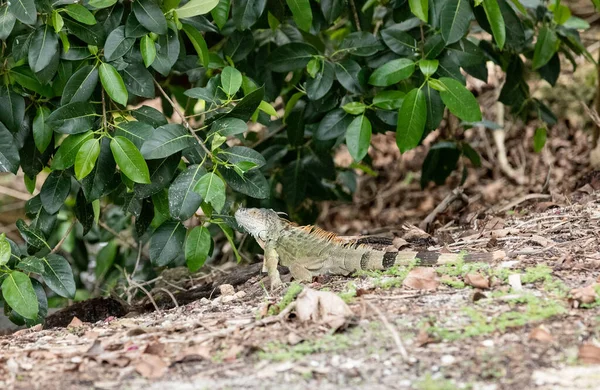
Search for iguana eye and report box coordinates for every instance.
[258,230,267,241]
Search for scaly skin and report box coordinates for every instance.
[235,208,505,289]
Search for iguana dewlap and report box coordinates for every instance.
[235,208,505,289]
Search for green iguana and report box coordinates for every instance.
[235,208,506,289]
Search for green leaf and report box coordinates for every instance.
[211,0,230,29]
[8,0,36,25]
[89,0,118,9]
[231,0,265,30]
[208,117,247,137]
[52,131,94,170]
[217,146,266,168]
[61,65,99,105]
[181,23,209,68]
[29,25,59,73]
[438,77,482,122]
[149,221,186,266]
[176,0,219,18]
[47,101,96,134]
[100,62,128,106]
[0,233,11,265]
[368,58,415,87]
[306,61,334,100]
[40,170,71,215]
[222,86,264,121]
[41,254,76,298]
[396,88,426,153]
[194,172,226,212]
[151,28,180,76]
[373,90,405,110]
[551,3,571,25]
[424,84,444,131]
[221,66,242,96]
[342,102,367,115]
[219,166,269,199]
[169,164,205,220]
[533,26,559,70]
[2,271,38,319]
[340,32,383,57]
[440,0,473,44]
[381,26,418,56]
[419,59,439,77]
[104,26,135,61]
[16,219,51,252]
[482,0,505,50]
[133,153,180,198]
[141,35,157,67]
[74,189,94,235]
[533,126,547,153]
[0,89,25,133]
[110,136,151,184]
[52,10,64,33]
[287,0,312,31]
[421,142,460,187]
[335,59,364,94]
[11,66,54,97]
[115,120,153,148]
[461,142,481,167]
[268,42,319,72]
[409,0,428,22]
[75,138,101,180]
[185,226,212,272]
[81,138,116,201]
[259,101,278,117]
[95,240,117,279]
[0,123,21,174]
[16,256,44,274]
[63,18,106,46]
[123,62,154,98]
[140,124,193,159]
[133,0,168,35]
[315,109,353,140]
[0,5,17,40]
[64,4,97,25]
[346,115,372,161]
[33,107,52,154]
[132,105,168,127]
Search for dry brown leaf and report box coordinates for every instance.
[223,344,244,362]
[579,343,600,364]
[67,317,84,328]
[144,342,166,356]
[570,284,599,308]
[416,328,436,347]
[85,339,104,356]
[402,267,439,291]
[174,345,211,362]
[464,273,490,289]
[295,288,353,329]
[287,333,303,345]
[135,354,168,379]
[529,325,553,343]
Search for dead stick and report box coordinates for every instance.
[419,188,468,231]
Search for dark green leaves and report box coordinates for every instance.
[0,89,25,132]
[440,0,473,44]
[346,115,371,161]
[110,136,151,183]
[100,63,128,106]
[123,63,155,98]
[316,109,352,140]
[47,101,96,134]
[396,88,426,153]
[41,254,76,298]
[368,59,415,87]
[269,43,318,72]
[52,131,94,170]
[8,0,36,25]
[29,25,59,73]
[0,123,20,174]
[104,26,135,61]
[149,221,186,266]
[533,26,560,69]
[133,0,167,35]
[141,124,193,159]
[232,0,265,30]
[381,26,418,56]
[64,4,97,25]
[2,271,38,319]
[61,65,99,105]
[185,226,212,272]
[63,18,105,46]
[151,28,180,76]
[40,170,71,214]
[287,0,312,31]
[0,5,16,40]
[437,77,482,122]
[194,172,226,212]
[169,164,205,220]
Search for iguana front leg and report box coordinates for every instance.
[264,243,282,290]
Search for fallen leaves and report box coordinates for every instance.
[295,288,353,329]
[464,273,490,289]
[569,283,599,308]
[529,325,553,343]
[402,267,439,290]
[578,343,600,364]
[135,354,168,379]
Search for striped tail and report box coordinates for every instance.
[360,250,506,271]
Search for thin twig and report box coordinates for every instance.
[0,185,32,200]
[101,89,107,131]
[348,0,361,31]
[153,79,212,157]
[50,220,76,254]
[497,194,552,213]
[365,301,410,362]
[158,287,179,308]
[419,188,468,232]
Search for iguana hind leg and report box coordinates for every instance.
[264,244,282,290]
[289,264,313,283]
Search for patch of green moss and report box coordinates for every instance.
[268,282,304,316]
[428,294,566,341]
[415,374,463,390]
[354,259,419,289]
[338,282,357,303]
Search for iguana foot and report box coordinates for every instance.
[289,264,314,283]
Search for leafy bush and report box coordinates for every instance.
[0,0,590,324]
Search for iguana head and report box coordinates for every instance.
[234,208,282,242]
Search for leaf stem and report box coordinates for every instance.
[50,220,76,255]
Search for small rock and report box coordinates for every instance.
[221,295,236,303]
[482,339,494,347]
[219,284,235,296]
[234,290,246,299]
[440,355,456,366]
[199,298,210,305]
